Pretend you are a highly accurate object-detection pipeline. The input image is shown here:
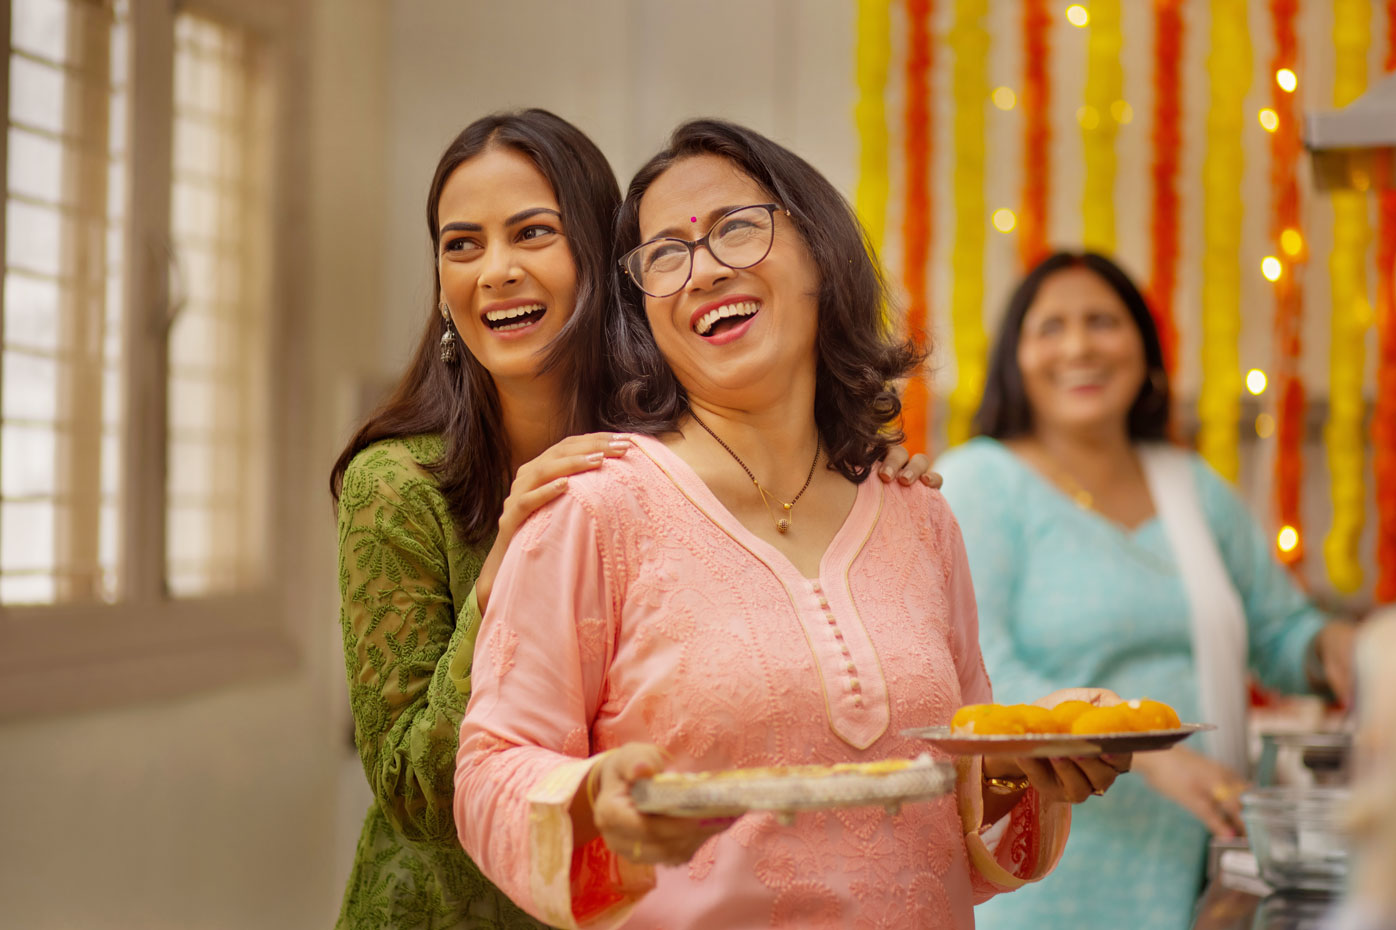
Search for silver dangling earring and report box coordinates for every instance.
[438,302,459,364]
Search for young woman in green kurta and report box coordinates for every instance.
[329,108,943,929]
[329,111,625,930]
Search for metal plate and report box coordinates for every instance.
[900,723,1215,757]
[629,756,956,823]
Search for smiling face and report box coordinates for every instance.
[635,154,821,410]
[1016,266,1148,437]
[436,145,577,383]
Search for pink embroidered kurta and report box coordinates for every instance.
[455,435,1069,929]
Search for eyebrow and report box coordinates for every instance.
[439,206,561,238]
[646,204,745,242]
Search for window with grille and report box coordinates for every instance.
[165,12,271,598]
[0,0,294,715]
[3,0,127,605]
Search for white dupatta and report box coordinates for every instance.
[1138,445,1250,774]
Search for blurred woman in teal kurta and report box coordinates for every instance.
[936,252,1357,930]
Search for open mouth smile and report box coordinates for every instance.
[482,302,547,333]
[692,299,762,339]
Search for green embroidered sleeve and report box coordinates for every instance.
[337,439,487,846]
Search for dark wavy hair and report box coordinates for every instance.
[605,119,923,481]
[330,109,620,543]
[973,250,1172,440]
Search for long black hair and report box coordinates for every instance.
[605,118,924,481]
[973,250,1171,440]
[330,109,620,543]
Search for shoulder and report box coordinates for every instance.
[934,437,1017,483]
[339,435,447,521]
[934,437,1025,510]
[879,479,964,551]
[554,435,669,519]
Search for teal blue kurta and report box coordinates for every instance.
[936,437,1324,930]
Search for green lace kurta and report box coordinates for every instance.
[336,436,548,930]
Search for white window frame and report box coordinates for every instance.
[0,0,305,716]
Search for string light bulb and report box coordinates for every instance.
[1066,4,1089,27]
[1276,69,1298,92]
[1246,369,1268,395]
[1277,525,1299,553]
[1259,108,1280,132]
[1262,256,1283,281]
[992,86,1017,110]
[992,208,1017,233]
[1280,228,1304,257]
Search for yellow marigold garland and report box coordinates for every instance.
[947,0,990,447]
[1081,0,1122,254]
[854,0,891,256]
[1324,0,1371,593]
[1198,0,1251,482]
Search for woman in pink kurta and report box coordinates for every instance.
[455,119,1123,929]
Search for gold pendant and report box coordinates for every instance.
[777,518,791,533]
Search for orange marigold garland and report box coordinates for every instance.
[1148,0,1184,379]
[1376,0,1396,602]
[900,0,934,455]
[1019,0,1052,269]
[1269,0,1307,567]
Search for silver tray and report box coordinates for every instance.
[630,755,955,825]
[901,723,1214,757]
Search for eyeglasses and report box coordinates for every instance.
[620,203,787,298]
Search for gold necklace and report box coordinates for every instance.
[689,411,820,534]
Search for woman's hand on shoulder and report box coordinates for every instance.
[1131,745,1248,838]
[588,743,737,867]
[878,444,942,489]
[476,433,631,611]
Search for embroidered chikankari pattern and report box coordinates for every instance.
[457,436,1065,929]
[336,437,547,930]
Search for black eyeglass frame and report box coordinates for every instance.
[619,203,790,298]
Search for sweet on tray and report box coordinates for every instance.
[951,698,1181,736]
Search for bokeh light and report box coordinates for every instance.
[992,86,1017,110]
[1246,369,1268,395]
[1255,413,1276,438]
[1258,108,1280,132]
[1261,256,1283,281]
[992,208,1017,233]
[1076,105,1100,130]
[1276,69,1298,92]
[1277,526,1299,553]
[1110,100,1133,124]
[1066,5,1089,27]
[1280,228,1304,257]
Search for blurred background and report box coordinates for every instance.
[0,0,1390,927]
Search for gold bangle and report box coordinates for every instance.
[983,774,1030,795]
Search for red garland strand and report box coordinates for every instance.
[1147,0,1184,379]
[900,0,934,455]
[1019,0,1052,269]
[1374,0,1396,600]
[1270,0,1306,568]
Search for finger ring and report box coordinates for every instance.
[1210,783,1243,804]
